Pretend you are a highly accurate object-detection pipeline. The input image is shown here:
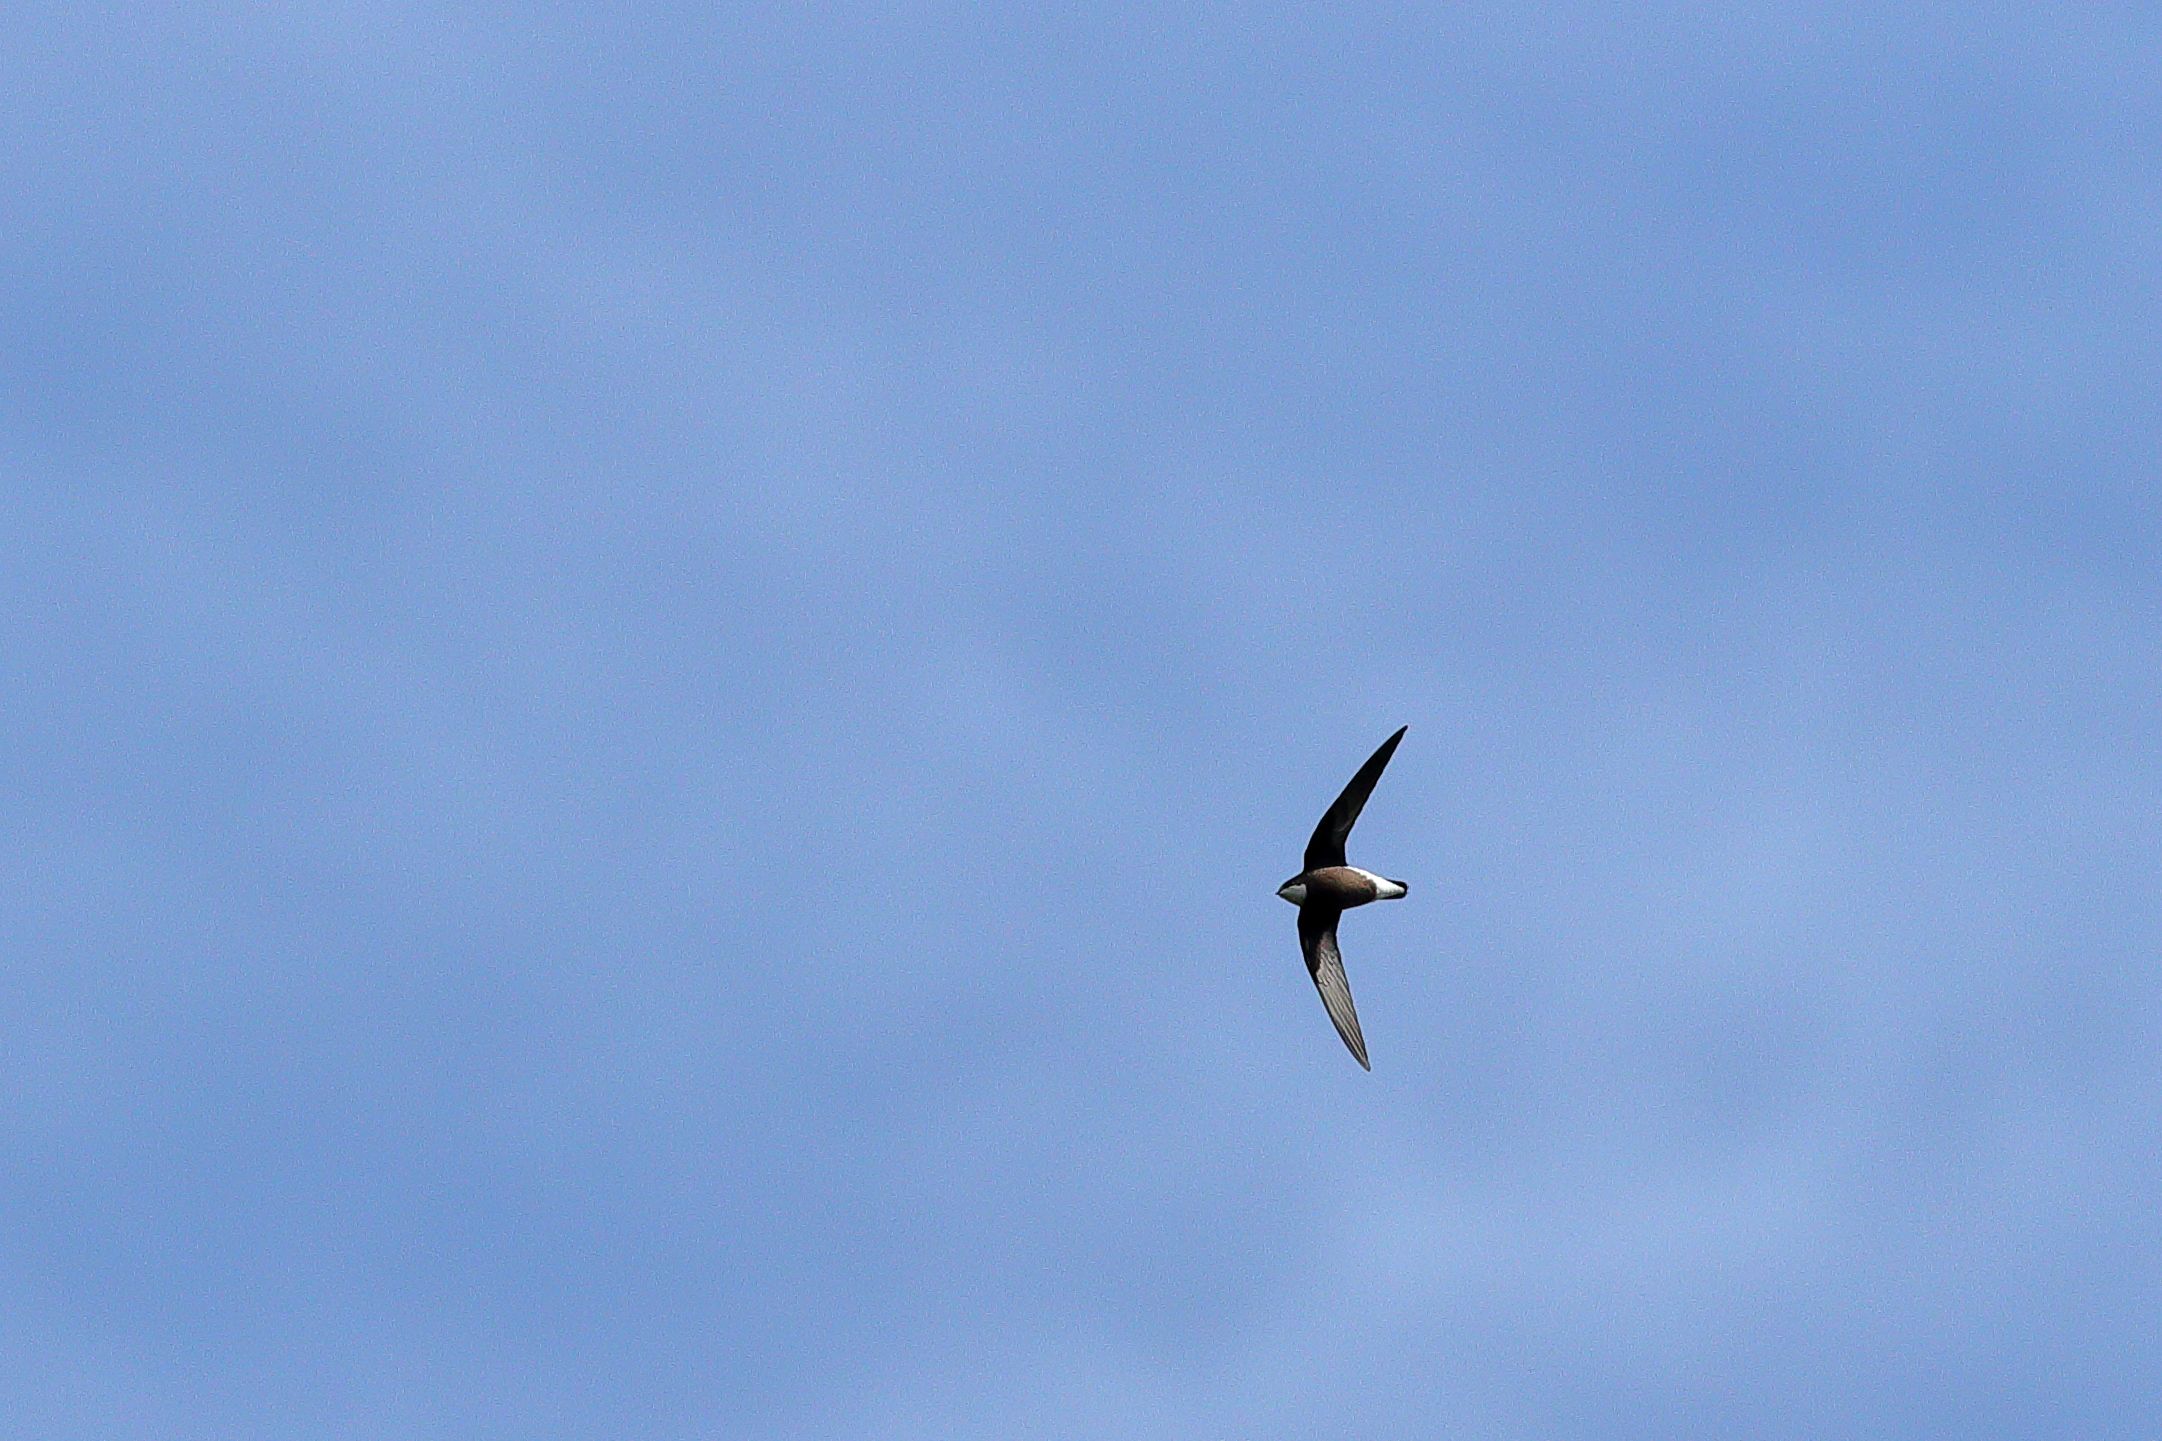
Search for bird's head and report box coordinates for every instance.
[1276,876,1309,905]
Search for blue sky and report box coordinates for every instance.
[6,5,2161,1437]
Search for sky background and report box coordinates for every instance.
[5,5,2162,1438]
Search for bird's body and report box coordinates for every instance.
[1278,727,1409,1070]
[1276,865,1407,909]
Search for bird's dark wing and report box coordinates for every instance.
[1304,725,1407,871]
[1298,905,1368,1070]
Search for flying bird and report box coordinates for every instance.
[1277,726,1409,1070]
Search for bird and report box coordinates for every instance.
[1277,726,1409,1070]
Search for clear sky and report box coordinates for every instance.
[6,6,2161,1438]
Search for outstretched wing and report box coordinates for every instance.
[1304,725,1407,871]
[1298,905,1369,1070]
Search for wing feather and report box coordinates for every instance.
[1298,906,1369,1070]
[1304,726,1406,871]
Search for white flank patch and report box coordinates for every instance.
[1350,867,1407,899]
